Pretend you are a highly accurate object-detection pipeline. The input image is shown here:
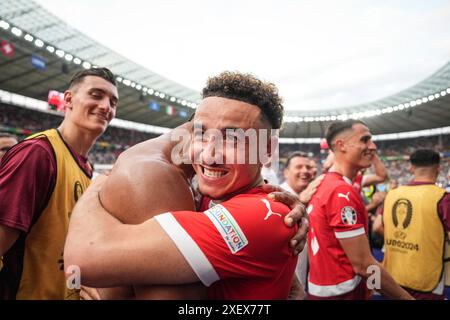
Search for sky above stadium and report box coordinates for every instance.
[35,0,450,111]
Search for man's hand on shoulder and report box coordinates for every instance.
[261,184,309,255]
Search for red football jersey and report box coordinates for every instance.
[352,172,364,194]
[155,187,298,299]
[307,172,369,299]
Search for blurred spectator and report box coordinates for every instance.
[0,133,18,161]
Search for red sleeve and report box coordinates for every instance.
[327,184,367,239]
[0,138,56,232]
[155,195,294,286]
[438,193,450,232]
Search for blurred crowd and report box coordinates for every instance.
[1,103,449,188]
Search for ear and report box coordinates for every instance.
[63,90,72,110]
[408,164,414,174]
[283,167,289,179]
[334,138,346,153]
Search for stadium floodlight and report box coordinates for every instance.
[148,89,154,95]
[428,95,434,101]
[82,61,91,69]
[364,110,374,117]
[441,91,446,97]
[11,27,22,37]
[0,20,10,30]
[154,92,160,97]
[24,34,33,42]
[160,93,165,99]
[415,99,422,105]
[122,79,131,86]
[73,57,81,65]
[64,54,73,62]
[447,88,450,94]
[34,39,44,47]
[331,115,337,121]
[393,106,399,111]
[434,93,440,99]
[46,45,55,53]
[181,100,187,106]
[404,103,410,109]
[116,77,122,83]
[387,107,394,113]
[131,82,136,88]
[136,84,142,90]
[422,97,428,103]
[170,97,176,102]
[55,49,65,58]
[143,87,148,92]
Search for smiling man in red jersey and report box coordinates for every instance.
[306,119,413,300]
[65,71,303,300]
[0,68,118,299]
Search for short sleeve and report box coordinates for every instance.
[154,195,294,286]
[327,185,366,239]
[438,193,450,232]
[0,139,56,232]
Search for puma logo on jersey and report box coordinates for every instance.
[338,192,350,202]
[262,199,282,220]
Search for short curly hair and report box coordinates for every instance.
[202,71,284,129]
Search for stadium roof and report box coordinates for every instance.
[0,0,200,128]
[1,0,449,138]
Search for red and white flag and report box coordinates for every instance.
[1,40,14,57]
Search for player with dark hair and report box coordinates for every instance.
[379,149,450,299]
[306,119,413,299]
[0,67,118,299]
[65,71,308,300]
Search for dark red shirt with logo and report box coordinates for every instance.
[0,136,91,232]
[0,135,91,299]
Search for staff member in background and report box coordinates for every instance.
[381,149,450,300]
[0,67,118,299]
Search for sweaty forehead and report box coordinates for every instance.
[194,97,265,130]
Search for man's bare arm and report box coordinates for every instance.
[339,234,413,299]
[95,154,205,298]
[64,176,200,288]
[362,154,388,187]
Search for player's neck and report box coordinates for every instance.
[57,121,98,157]
[177,163,196,182]
[412,174,436,184]
[329,161,359,181]
[215,175,265,203]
